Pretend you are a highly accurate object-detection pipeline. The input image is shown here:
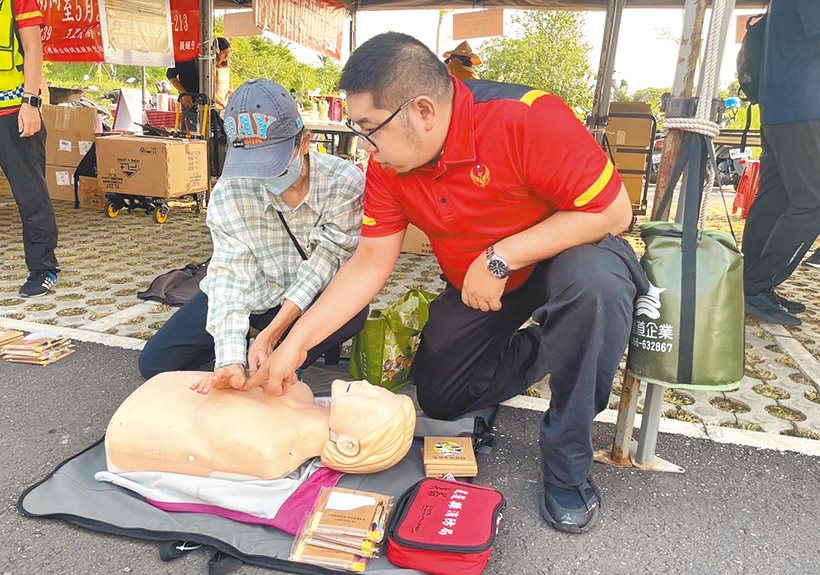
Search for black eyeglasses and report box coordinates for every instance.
[345,97,417,150]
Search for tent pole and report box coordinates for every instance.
[199,0,214,102]
[589,0,627,146]
[650,0,707,221]
[349,9,357,52]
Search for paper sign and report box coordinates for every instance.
[79,140,94,155]
[55,171,72,186]
[326,492,376,511]
[453,9,504,41]
[59,140,73,152]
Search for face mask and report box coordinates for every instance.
[264,152,303,196]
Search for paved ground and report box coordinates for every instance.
[2,341,819,575]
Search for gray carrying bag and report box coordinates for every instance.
[18,439,428,575]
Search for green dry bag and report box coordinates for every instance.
[626,221,745,392]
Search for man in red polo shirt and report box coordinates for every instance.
[228,32,648,533]
[0,0,59,297]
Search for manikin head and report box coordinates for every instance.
[321,379,416,473]
[339,32,454,174]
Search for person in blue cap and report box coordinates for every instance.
[138,79,368,388]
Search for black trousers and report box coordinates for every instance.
[0,111,59,272]
[743,119,820,295]
[138,290,369,379]
[410,235,645,488]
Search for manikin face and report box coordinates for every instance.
[346,92,440,174]
[329,379,403,443]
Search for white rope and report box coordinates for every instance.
[661,117,721,138]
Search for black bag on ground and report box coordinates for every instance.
[137,260,210,306]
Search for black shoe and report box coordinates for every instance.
[19,271,58,298]
[803,251,820,269]
[745,290,801,326]
[540,476,602,534]
[773,290,806,314]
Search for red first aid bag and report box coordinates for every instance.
[386,478,505,575]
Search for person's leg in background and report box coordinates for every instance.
[250,302,370,369]
[138,291,239,379]
[0,112,59,297]
[743,120,820,325]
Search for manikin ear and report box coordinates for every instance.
[335,434,360,457]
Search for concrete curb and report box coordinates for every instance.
[503,394,820,458]
[0,317,146,350]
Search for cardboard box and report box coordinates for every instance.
[78,176,106,210]
[44,167,106,208]
[43,105,100,168]
[401,224,434,255]
[621,173,646,208]
[96,134,208,197]
[612,147,649,173]
[45,164,76,203]
[606,102,654,149]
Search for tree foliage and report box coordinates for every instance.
[479,11,595,111]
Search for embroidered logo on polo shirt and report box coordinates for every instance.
[363,215,376,226]
[470,164,490,188]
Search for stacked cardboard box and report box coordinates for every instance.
[96,134,208,198]
[42,105,102,206]
[606,101,654,211]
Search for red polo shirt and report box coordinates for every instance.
[362,77,622,291]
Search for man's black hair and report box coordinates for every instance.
[339,32,451,111]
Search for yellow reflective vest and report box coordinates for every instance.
[0,0,26,109]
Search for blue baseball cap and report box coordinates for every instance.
[221,79,304,180]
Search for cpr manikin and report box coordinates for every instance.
[104,372,416,479]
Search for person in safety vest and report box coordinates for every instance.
[0,0,59,297]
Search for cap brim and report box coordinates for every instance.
[220,137,295,180]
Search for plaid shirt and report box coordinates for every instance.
[201,151,365,368]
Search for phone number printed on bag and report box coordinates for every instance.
[631,320,675,354]
[438,489,469,536]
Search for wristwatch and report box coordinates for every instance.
[486,245,511,279]
[21,94,42,109]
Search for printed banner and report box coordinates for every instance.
[170,0,199,62]
[39,0,104,62]
[39,0,196,63]
[253,0,345,60]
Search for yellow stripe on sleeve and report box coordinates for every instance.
[363,215,376,226]
[574,160,614,207]
[16,11,43,21]
[520,90,547,106]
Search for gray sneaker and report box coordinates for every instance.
[19,271,58,298]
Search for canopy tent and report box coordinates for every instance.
[216,0,764,8]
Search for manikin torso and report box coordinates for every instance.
[105,372,404,480]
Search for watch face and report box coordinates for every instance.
[488,258,509,278]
